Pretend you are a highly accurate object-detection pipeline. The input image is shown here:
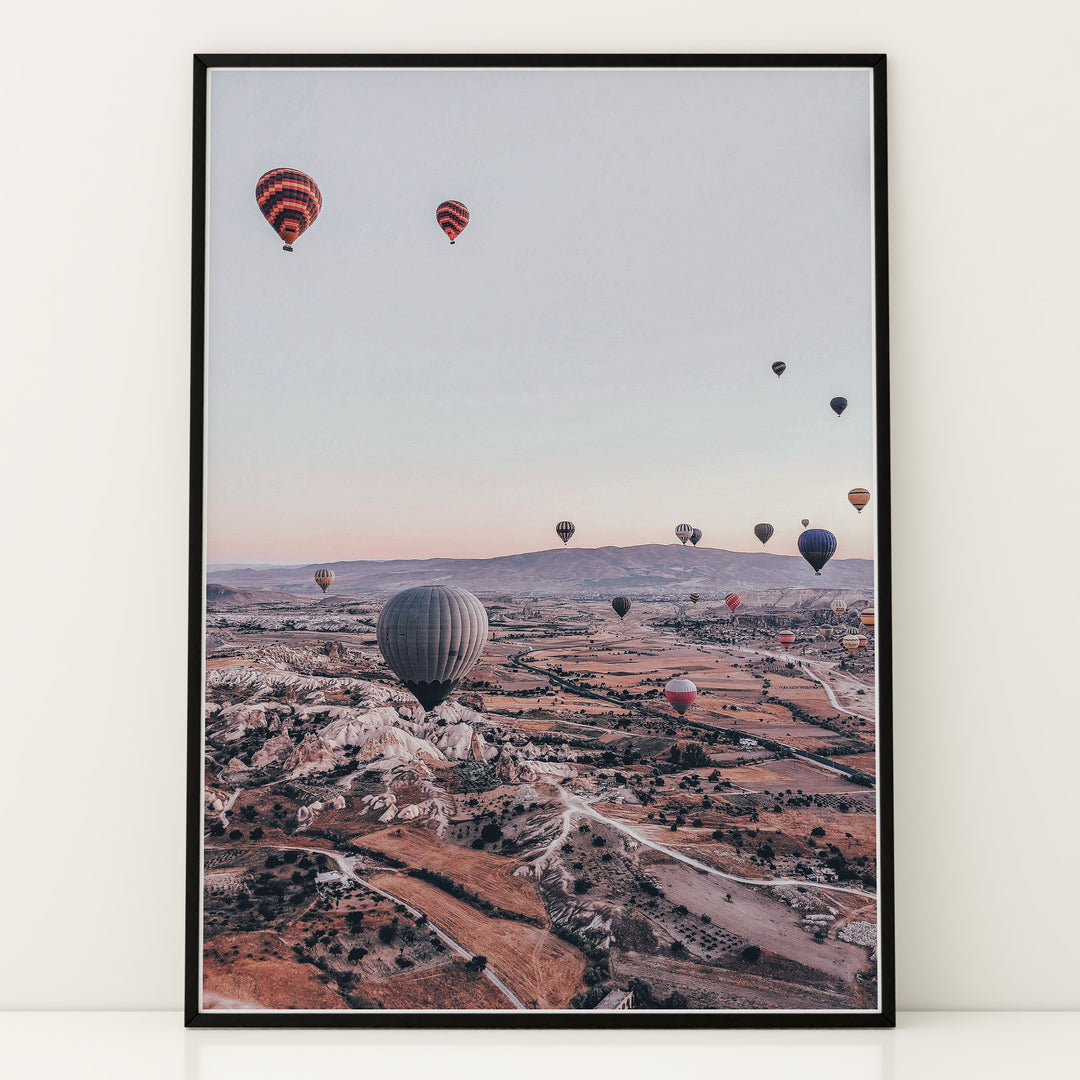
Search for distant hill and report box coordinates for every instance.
[206,544,874,599]
[206,583,309,609]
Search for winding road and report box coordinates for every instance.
[280,843,527,1010]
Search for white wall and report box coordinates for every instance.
[2,1,1077,1011]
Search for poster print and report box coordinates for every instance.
[187,55,893,1027]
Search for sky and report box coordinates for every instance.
[205,66,877,565]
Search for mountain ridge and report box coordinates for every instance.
[206,544,873,597]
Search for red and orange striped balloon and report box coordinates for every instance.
[436,200,469,244]
[778,630,796,650]
[725,593,741,613]
[255,168,322,251]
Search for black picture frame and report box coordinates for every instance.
[187,52,893,1029]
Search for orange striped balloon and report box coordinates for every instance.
[848,488,871,513]
[860,607,875,631]
[255,168,322,251]
[778,630,796,650]
[436,200,469,244]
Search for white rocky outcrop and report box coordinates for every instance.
[285,734,339,776]
[250,733,294,769]
[354,726,445,765]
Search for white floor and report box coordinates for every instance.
[1,1012,1076,1078]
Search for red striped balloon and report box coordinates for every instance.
[724,593,741,613]
[255,168,322,251]
[778,630,796,650]
[436,200,469,244]
[665,677,697,716]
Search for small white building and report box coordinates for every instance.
[594,988,634,1011]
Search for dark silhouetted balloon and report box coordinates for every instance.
[314,568,334,593]
[830,397,848,417]
[798,528,837,575]
[754,523,774,547]
[848,488,870,513]
[436,200,469,244]
[555,520,575,545]
[611,596,632,619]
[675,524,693,544]
[690,527,702,546]
[665,677,697,715]
[376,585,488,711]
[801,518,810,528]
[771,361,786,379]
[255,168,322,251]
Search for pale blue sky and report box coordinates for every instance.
[205,66,876,564]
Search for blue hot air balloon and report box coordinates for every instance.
[798,528,837,575]
[830,397,848,417]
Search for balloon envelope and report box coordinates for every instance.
[848,488,871,513]
[778,630,796,650]
[754,523,774,546]
[665,677,697,715]
[801,518,810,528]
[798,528,837,575]
[436,200,469,243]
[255,168,322,250]
[314,568,334,593]
[688,592,700,604]
[611,596,632,619]
[842,633,861,653]
[830,396,848,417]
[675,523,693,544]
[771,361,786,378]
[690,527,702,546]
[818,626,834,640]
[724,593,741,612]
[376,585,488,710]
[860,607,875,631]
[831,599,848,616]
[555,520,575,545]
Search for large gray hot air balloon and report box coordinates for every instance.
[611,596,632,619]
[376,585,488,711]
[754,523,774,547]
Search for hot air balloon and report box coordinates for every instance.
[611,596,632,620]
[688,593,700,604]
[754,523,774,547]
[314,568,334,593]
[436,200,469,244]
[801,518,810,528]
[555,520,575,545]
[830,397,848,417]
[842,633,861,653]
[860,607,875,631]
[778,630,796,650]
[690,528,702,546]
[818,626,834,640]
[665,677,697,716]
[856,634,869,651]
[255,168,322,252]
[376,585,488,711]
[675,524,693,544]
[771,361,786,379]
[725,593,741,613]
[798,528,837,575]
[831,599,848,616]
[848,488,871,513]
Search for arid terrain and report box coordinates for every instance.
[201,583,879,1013]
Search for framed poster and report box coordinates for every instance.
[187,54,893,1027]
